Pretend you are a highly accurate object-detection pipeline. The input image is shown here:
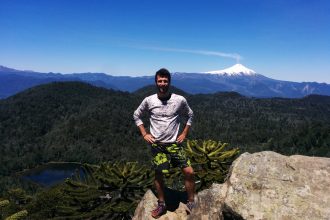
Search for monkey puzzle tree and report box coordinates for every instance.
[185,139,240,190]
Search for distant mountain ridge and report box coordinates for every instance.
[1,64,330,98]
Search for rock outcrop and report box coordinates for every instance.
[133,151,330,220]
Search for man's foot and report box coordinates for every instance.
[151,200,167,218]
[186,200,195,214]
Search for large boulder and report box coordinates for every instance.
[221,151,330,219]
[133,151,330,219]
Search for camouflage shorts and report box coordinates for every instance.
[151,143,191,174]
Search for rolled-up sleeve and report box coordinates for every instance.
[133,98,148,126]
[181,98,193,126]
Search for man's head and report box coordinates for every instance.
[155,68,171,94]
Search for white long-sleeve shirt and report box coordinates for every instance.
[133,93,193,143]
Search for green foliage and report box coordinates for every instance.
[27,186,68,219]
[0,176,41,200]
[6,188,30,205]
[1,189,30,220]
[26,162,153,219]
[0,199,12,219]
[185,140,239,190]
[1,139,238,219]
[148,140,239,191]
[0,200,10,208]
[94,161,153,200]
[4,210,28,220]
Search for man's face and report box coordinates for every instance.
[156,75,170,94]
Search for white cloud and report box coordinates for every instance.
[134,45,242,62]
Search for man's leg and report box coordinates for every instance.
[151,144,169,218]
[151,144,169,202]
[168,143,195,202]
[151,171,167,218]
[154,171,165,202]
[182,166,195,202]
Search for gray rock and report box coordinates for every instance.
[132,190,188,220]
[225,151,330,220]
[133,151,330,220]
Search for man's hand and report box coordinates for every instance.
[138,124,155,144]
[177,124,191,143]
[144,133,155,144]
[176,133,186,143]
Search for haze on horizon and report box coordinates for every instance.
[0,0,330,83]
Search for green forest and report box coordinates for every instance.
[0,81,330,219]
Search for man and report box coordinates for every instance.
[133,68,195,218]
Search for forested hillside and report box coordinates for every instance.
[1,81,329,184]
[189,93,330,155]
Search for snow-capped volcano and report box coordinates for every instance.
[1,64,330,99]
[204,63,256,76]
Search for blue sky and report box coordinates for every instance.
[1,0,330,83]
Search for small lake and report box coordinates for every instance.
[21,162,84,187]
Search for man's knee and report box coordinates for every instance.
[183,166,194,177]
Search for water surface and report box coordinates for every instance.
[22,162,83,187]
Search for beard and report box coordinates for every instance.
[157,85,169,94]
[157,85,171,101]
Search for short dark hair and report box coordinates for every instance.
[155,68,171,84]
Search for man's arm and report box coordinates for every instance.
[138,124,155,144]
[133,98,155,143]
[177,124,191,143]
[177,97,193,143]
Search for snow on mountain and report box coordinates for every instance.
[1,64,330,99]
[204,63,256,76]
